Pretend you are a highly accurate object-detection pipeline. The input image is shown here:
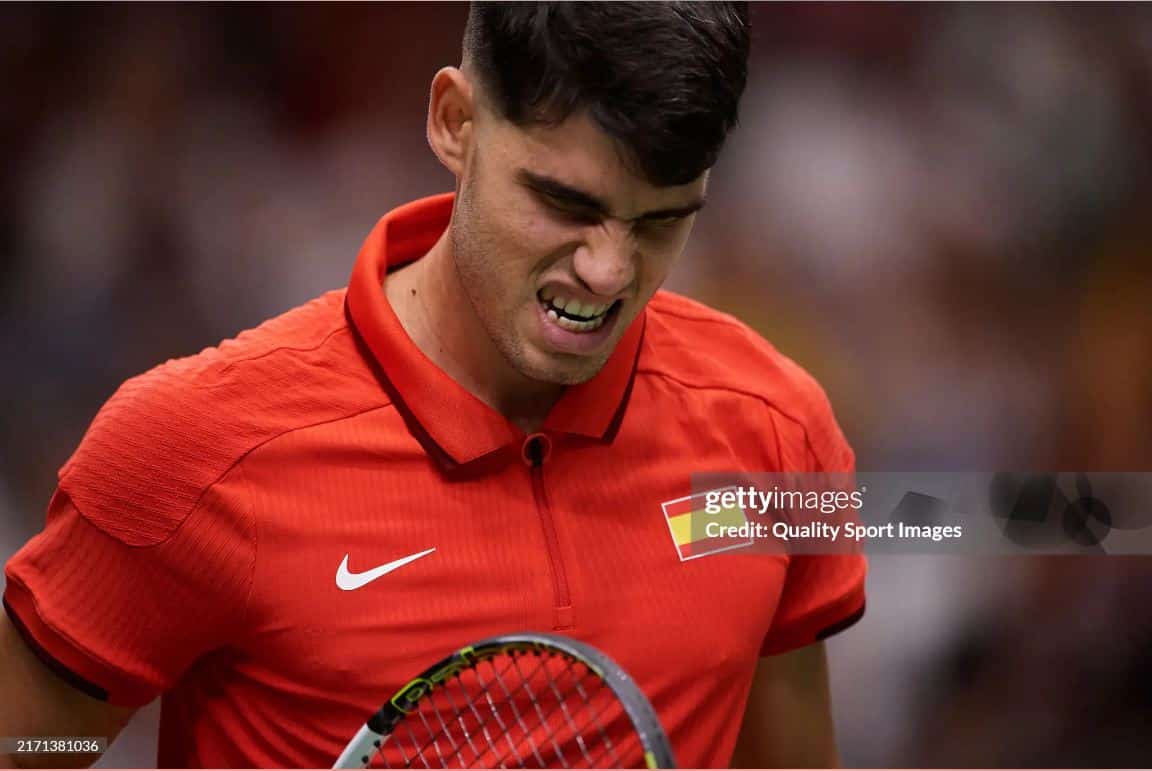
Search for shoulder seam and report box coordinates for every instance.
[636,367,809,433]
[64,399,396,549]
[636,368,829,471]
[192,325,352,387]
[637,368,830,471]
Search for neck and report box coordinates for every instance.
[385,234,563,433]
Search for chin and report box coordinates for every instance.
[515,349,610,386]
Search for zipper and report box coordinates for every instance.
[525,435,573,630]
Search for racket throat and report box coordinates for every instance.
[333,725,389,769]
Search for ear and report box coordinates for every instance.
[427,67,474,177]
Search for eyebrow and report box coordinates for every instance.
[516,170,706,222]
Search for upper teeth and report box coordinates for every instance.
[540,291,610,319]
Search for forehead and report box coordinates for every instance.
[478,108,708,216]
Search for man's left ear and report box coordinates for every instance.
[427,67,474,177]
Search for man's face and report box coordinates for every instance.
[450,106,707,386]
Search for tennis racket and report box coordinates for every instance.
[333,633,675,769]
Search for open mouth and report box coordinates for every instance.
[537,289,621,333]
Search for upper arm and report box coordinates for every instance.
[729,641,839,769]
[0,612,136,769]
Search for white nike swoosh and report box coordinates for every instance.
[336,547,437,591]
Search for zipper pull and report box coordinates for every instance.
[521,433,552,467]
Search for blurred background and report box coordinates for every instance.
[1,2,1150,767]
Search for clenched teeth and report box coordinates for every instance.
[546,307,607,332]
[538,289,612,321]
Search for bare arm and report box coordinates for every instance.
[0,612,136,769]
[729,641,840,768]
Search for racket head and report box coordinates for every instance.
[333,633,675,769]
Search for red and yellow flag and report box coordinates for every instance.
[661,489,752,561]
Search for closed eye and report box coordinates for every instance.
[640,213,687,225]
[540,192,602,224]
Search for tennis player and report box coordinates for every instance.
[1,3,865,768]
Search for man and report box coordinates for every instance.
[1,3,865,768]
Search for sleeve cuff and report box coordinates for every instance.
[760,585,867,656]
[3,578,157,707]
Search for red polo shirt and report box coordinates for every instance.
[4,193,865,768]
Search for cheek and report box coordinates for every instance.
[462,209,558,321]
[487,205,572,286]
[468,160,561,259]
[507,202,571,255]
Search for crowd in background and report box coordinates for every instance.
[1,4,1149,766]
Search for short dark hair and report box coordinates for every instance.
[463,1,750,186]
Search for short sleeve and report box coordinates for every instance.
[760,554,866,656]
[760,389,867,656]
[3,468,254,706]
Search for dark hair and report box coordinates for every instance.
[463,1,750,186]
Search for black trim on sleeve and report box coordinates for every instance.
[3,596,110,701]
[816,601,866,641]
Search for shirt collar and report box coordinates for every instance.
[346,193,644,469]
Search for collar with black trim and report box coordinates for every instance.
[346,193,644,469]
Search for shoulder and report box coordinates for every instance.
[640,290,853,470]
[641,290,830,412]
[59,290,390,545]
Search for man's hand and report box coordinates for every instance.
[0,612,136,769]
[729,641,840,768]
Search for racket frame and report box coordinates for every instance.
[332,633,675,769]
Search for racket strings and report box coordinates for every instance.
[519,653,593,766]
[485,652,583,768]
[475,672,528,767]
[481,652,552,767]
[457,651,593,767]
[377,651,550,769]
[369,650,639,769]
[484,653,636,768]
[568,672,621,766]
[489,652,622,769]
[431,670,494,764]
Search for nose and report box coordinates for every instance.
[572,219,636,298]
